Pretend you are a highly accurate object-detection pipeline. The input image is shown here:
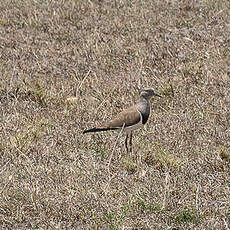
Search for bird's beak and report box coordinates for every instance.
[154,93,162,97]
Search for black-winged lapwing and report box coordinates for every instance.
[83,88,161,152]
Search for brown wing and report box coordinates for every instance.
[102,106,141,129]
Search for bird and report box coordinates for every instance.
[83,88,161,153]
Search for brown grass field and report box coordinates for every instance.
[0,0,230,229]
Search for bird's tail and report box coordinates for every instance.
[83,127,118,134]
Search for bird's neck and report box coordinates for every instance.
[139,95,150,103]
[136,96,150,112]
[136,96,151,124]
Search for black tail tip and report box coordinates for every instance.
[82,127,111,134]
[82,128,97,134]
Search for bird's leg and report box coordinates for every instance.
[129,131,133,154]
[125,134,129,153]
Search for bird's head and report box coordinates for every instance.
[139,88,162,99]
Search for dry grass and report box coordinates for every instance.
[0,0,230,229]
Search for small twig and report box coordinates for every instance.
[104,171,119,195]
[75,70,91,95]
[0,175,13,194]
[213,9,224,18]
[169,81,174,97]
[183,37,194,44]
[195,183,200,209]
[223,218,229,229]
[162,170,169,209]
[138,76,143,91]
[107,123,125,174]
[6,57,17,101]
[0,160,10,175]
[95,85,118,116]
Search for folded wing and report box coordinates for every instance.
[83,106,141,133]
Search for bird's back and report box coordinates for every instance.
[103,105,141,129]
